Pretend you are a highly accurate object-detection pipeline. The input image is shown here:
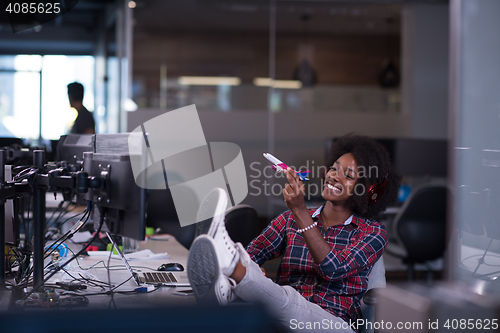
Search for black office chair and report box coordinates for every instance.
[146,189,196,249]
[195,204,260,248]
[224,204,260,248]
[385,184,448,280]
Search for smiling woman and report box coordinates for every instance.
[187,133,402,333]
[325,133,401,219]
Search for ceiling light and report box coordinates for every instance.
[253,78,302,89]
[178,76,241,86]
[128,1,136,9]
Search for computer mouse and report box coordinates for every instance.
[157,263,184,272]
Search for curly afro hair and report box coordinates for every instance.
[325,133,402,219]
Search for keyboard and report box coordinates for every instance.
[142,272,179,284]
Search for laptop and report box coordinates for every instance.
[106,232,190,287]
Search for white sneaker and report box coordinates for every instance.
[187,235,236,306]
[194,187,228,237]
[201,188,240,276]
[197,187,228,227]
[197,188,239,276]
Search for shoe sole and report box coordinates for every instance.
[187,236,221,306]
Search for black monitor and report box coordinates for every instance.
[4,166,19,246]
[56,134,93,166]
[55,134,94,203]
[85,134,147,241]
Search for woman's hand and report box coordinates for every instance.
[284,168,331,265]
[282,168,307,214]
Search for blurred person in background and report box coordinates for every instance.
[67,82,95,134]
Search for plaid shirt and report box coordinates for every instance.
[246,205,388,326]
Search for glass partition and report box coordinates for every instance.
[449,0,500,288]
[131,1,401,114]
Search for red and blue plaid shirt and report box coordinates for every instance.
[246,205,388,325]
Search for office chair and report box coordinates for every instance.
[359,256,386,333]
[195,204,260,248]
[385,184,448,280]
[147,189,196,249]
[224,204,260,247]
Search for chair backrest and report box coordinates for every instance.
[224,204,260,248]
[393,184,448,263]
[360,256,386,333]
[146,189,196,249]
[194,204,260,248]
[367,255,387,290]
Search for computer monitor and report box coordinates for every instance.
[85,134,147,241]
[56,134,93,166]
[54,134,94,203]
[4,165,19,246]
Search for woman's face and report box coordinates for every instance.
[322,153,360,203]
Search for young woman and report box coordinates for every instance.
[188,134,401,332]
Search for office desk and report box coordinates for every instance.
[0,235,195,311]
[0,236,275,333]
[51,234,196,309]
